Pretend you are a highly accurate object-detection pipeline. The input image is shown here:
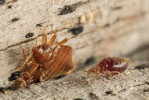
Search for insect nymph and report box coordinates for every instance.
[15,25,76,87]
[86,57,129,80]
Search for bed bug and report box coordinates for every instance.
[85,57,130,81]
[15,25,76,87]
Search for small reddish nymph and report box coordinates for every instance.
[86,57,130,80]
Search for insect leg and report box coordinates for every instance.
[50,25,69,49]
[87,72,90,79]
[48,35,57,46]
[20,53,33,69]
[35,39,37,47]
[110,71,128,79]
[17,77,27,87]
[93,72,99,82]
[53,38,69,49]
[40,27,47,45]
[21,71,32,77]
[29,64,39,74]
[103,71,113,80]
[21,58,38,75]
[34,31,38,47]
[39,67,48,82]
[87,68,95,79]
[50,24,57,35]
[18,44,26,62]
[65,69,74,75]
[22,48,26,61]
[47,24,58,46]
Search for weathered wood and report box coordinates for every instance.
[0,0,149,99]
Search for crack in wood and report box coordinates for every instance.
[0,0,17,6]
[111,6,123,10]
[0,11,146,52]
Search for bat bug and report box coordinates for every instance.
[84,57,130,81]
[15,25,76,87]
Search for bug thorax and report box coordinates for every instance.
[32,44,53,64]
[88,66,99,75]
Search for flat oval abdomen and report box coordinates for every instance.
[43,45,73,79]
[99,57,129,74]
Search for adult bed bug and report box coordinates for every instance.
[15,25,76,87]
[85,57,129,81]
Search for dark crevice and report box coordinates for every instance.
[0,87,5,93]
[7,5,12,9]
[85,56,96,65]
[11,18,19,23]
[54,75,66,80]
[58,1,89,15]
[0,0,17,5]
[112,6,123,10]
[9,71,21,81]
[135,64,149,70]
[0,38,36,51]
[25,32,34,38]
[36,23,42,27]
[68,26,84,35]
[89,92,100,100]
[73,98,84,100]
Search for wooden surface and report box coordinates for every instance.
[0,0,149,99]
[0,48,149,100]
